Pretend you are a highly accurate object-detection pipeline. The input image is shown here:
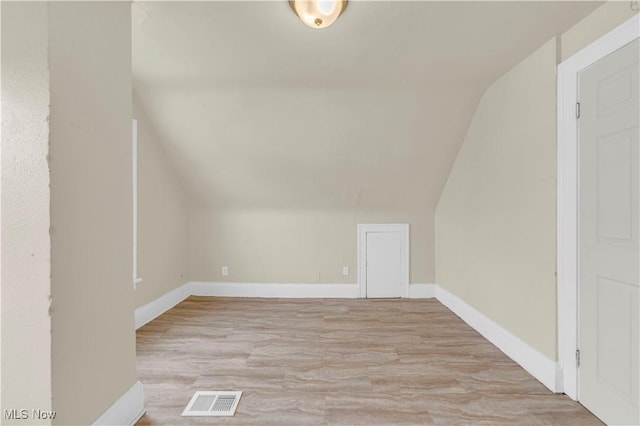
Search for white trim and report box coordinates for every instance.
[92,381,145,426]
[408,283,437,298]
[557,14,639,400]
[135,283,191,329]
[435,286,561,392]
[357,223,410,298]
[189,281,359,298]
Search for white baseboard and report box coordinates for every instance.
[435,285,561,392]
[93,381,144,426]
[188,281,436,299]
[189,281,359,298]
[408,283,436,298]
[135,283,190,329]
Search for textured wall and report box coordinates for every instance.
[1,3,53,423]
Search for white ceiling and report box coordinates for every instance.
[132,1,601,209]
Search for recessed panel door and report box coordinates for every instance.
[578,38,639,426]
[366,231,402,298]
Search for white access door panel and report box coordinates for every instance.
[366,231,402,298]
[578,38,639,426]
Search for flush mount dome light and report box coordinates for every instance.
[289,0,348,29]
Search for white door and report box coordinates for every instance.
[578,38,639,426]
[366,231,402,298]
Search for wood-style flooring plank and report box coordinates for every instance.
[136,297,601,425]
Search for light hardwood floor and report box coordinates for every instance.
[136,297,602,425]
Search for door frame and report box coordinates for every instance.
[357,223,409,299]
[557,14,639,400]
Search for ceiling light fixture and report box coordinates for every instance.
[289,0,348,29]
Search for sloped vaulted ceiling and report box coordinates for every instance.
[132,1,601,209]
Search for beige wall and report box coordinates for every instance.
[436,38,558,359]
[48,3,137,425]
[561,1,638,61]
[134,94,190,307]
[1,3,53,423]
[186,2,636,291]
[1,3,633,422]
[190,208,434,284]
[435,2,638,361]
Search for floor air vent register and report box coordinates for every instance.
[182,391,242,417]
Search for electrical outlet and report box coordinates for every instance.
[221,266,229,277]
[343,266,349,276]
